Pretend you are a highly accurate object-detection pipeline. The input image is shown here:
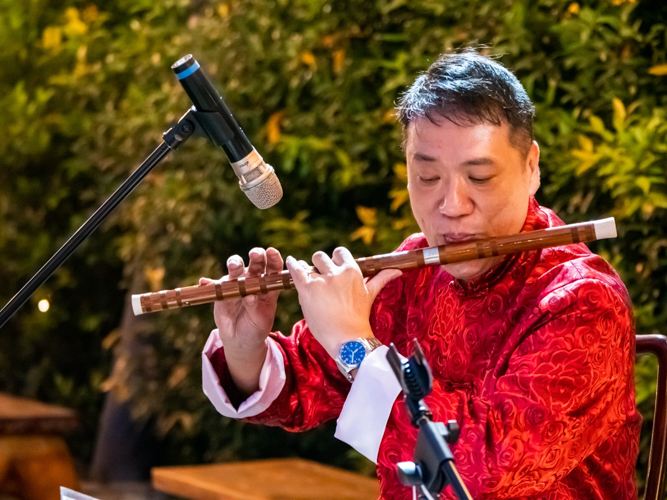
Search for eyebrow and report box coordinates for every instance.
[411,153,496,166]
[412,152,437,162]
[464,157,495,166]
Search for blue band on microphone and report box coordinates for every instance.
[176,61,200,80]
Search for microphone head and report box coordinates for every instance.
[242,168,283,209]
[230,149,283,209]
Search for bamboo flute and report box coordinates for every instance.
[132,217,616,316]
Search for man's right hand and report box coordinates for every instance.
[200,247,284,398]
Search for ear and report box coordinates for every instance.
[526,141,540,195]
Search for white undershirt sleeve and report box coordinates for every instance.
[202,329,286,418]
[334,345,402,463]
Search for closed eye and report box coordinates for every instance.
[470,176,492,184]
[419,176,439,184]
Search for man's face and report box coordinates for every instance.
[406,117,540,281]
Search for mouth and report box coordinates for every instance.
[442,234,479,244]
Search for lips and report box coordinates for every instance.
[443,234,478,244]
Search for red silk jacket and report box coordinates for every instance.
[210,198,641,500]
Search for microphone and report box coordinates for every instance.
[171,54,283,209]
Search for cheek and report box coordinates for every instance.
[478,181,531,233]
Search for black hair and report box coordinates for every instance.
[397,49,535,157]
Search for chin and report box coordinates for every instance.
[442,257,499,281]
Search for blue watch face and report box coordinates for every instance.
[340,341,366,365]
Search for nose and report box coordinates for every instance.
[438,176,474,218]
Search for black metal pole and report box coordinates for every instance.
[0,115,196,330]
[441,459,473,500]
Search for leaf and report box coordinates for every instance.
[300,51,317,70]
[145,266,165,291]
[389,188,410,211]
[648,64,667,76]
[356,206,377,226]
[612,98,626,131]
[42,27,62,49]
[64,7,87,35]
[636,176,651,195]
[578,134,594,153]
[350,226,375,245]
[650,193,667,209]
[586,115,615,142]
[266,110,285,144]
[167,366,188,389]
[81,5,99,23]
[589,115,607,135]
[382,109,397,124]
[393,163,408,180]
[332,49,345,74]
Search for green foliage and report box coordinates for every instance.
[0,0,666,488]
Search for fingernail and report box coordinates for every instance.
[286,255,294,265]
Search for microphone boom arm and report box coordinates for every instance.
[0,109,199,330]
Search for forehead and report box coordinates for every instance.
[405,117,514,158]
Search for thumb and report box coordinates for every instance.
[366,269,402,301]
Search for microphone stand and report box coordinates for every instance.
[387,340,474,500]
[0,107,226,330]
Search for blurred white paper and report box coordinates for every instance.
[60,487,100,500]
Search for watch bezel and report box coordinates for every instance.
[339,340,367,365]
[335,337,383,382]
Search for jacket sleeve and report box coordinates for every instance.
[208,319,352,431]
[376,278,639,499]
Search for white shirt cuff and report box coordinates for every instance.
[202,330,286,418]
[334,345,402,463]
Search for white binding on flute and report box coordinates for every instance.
[131,295,144,316]
[592,217,617,240]
[547,217,616,240]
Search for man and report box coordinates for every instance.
[200,51,641,499]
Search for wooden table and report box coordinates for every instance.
[0,392,79,500]
[152,458,380,500]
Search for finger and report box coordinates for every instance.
[332,247,357,268]
[312,251,337,275]
[366,269,403,301]
[247,248,267,277]
[226,255,246,279]
[286,255,309,290]
[199,277,214,285]
[265,247,284,274]
[297,259,311,270]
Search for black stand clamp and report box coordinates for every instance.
[387,340,474,500]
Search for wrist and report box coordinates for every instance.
[224,339,269,398]
[223,337,268,364]
[325,327,375,359]
[335,336,382,383]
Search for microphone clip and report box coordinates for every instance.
[163,107,234,150]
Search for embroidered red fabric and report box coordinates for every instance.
[209,198,641,500]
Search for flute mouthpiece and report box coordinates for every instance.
[131,294,145,316]
[592,217,616,240]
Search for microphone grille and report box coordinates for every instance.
[243,171,283,209]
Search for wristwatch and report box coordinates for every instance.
[335,337,383,382]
